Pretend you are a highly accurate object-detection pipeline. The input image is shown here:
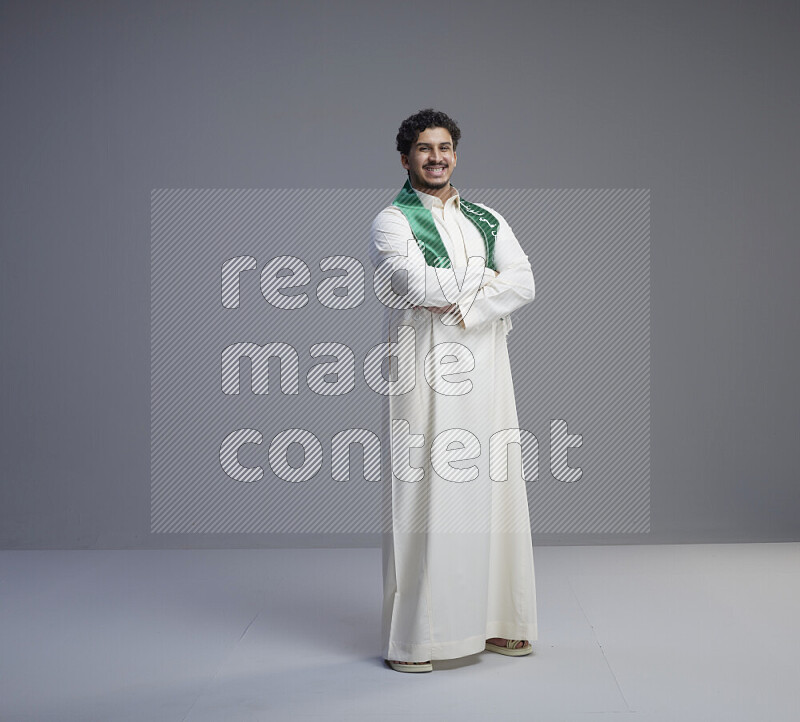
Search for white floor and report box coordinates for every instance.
[1,543,798,721]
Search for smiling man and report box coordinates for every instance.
[370,109,539,672]
[402,125,456,196]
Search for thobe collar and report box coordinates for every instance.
[410,183,461,211]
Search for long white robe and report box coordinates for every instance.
[370,184,538,662]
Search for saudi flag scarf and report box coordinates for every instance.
[391,178,499,271]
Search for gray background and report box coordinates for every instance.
[1,0,798,548]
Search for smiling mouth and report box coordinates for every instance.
[425,166,446,175]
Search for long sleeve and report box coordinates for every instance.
[369,207,495,310]
[456,204,535,330]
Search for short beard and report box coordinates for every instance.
[415,169,450,191]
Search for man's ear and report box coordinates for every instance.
[400,154,410,171]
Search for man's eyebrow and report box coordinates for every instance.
[415,141,452,147]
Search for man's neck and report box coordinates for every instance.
[409,180,455,203]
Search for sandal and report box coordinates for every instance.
[386,659,433,672]
[484,639,533,656]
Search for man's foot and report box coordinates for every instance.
[486,637,527,649]
[386,658,433,672]
[485,638,533,656]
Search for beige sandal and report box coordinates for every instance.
[484,639,533,656]
[386,659,433,672]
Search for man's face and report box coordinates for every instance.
[401,126,457,192]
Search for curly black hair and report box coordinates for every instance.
[395,109,461,155]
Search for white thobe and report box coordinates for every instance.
[370,184,538,662]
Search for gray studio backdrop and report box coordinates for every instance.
[1,0,798,548]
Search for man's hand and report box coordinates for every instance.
[412,303,465,327]
[412,267,499,327]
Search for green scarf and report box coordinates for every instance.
[391,178,499,271]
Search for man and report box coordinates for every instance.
[370,109,538,672]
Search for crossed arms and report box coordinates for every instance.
[369,203,535,330]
